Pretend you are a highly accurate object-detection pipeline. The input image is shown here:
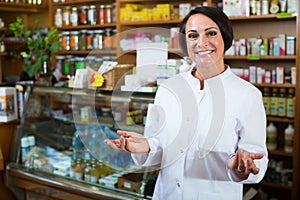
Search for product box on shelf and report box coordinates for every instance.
[117,172,144,193]
[0,87,18,122]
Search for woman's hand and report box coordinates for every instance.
[228,148,264,178]
[104,130,150,153]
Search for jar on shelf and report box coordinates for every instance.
[0,40,5,52]
[104,4,113,24]
[55,55,65,74]
[112,3,117,23]
[69,56,76,76]
[75,57,85,70]
[95,57,103,69]
[63,6,71,27]
[111,29,117,49]
[104,28,113,49]
[98,5,105,24]
[61,31,70,51]
[54,8,63,28]
[86,30,93,50]
[70,7,78,26]
[93,30,104,50]
[85,56,97,70]
[88,5,97,25]
[63,55,73,75]
[70,31,79,51]
[79,6,88,25]
[79,29,87,50]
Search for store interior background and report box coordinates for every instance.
[0,0,299,200]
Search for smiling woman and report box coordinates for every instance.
[105,6,268,200]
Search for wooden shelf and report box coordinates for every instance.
[57,23,117,31]
[54,50,117,55]
[224,55,296,60]
[267,116,295,123]
[268,149,294,157]
[253,83,296,88]
[260,181,292,190]
[0,52,7,56]
[229,14,296,21]
[51,0,114,6]
[266,116,295,123]
[0,2,47,13]
[119,19,181,26]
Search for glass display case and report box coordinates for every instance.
[6,85,157,200]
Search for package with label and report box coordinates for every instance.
[0,87,18,122]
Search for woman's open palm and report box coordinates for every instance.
[104,130,150,153]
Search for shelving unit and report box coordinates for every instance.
[0,2,49,84]
[223,5,300,200]
[0,2,48,13]
[49,0,117,74]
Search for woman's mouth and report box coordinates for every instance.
[195,50,214,55]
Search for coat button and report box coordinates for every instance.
[176,179,180,187]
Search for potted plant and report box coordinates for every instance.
[9,16,61,81]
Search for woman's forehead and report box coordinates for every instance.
[186,15,219,32]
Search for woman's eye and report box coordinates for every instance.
[207,31,217,37]
[187,33,198,40]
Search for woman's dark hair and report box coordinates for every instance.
[179,6,234,56]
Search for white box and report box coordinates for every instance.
[279,34,286,56]
[249,66,256,83]
[239,38,247,56]
[286,36,295,55]
[291,67,296,84]
[0,87,18,122]
[276,66,284,84]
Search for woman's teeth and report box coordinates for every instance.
[196,50,213,55]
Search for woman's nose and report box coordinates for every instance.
[197,34,208,46]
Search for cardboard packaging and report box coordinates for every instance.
[0,87,18,122]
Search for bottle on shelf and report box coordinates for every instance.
[20,137,29,164]
[74,158,85,180]
[270,87,279,116]
[266,122,277,150]
[83,125,92,161]
[55,8,63,28]
[262,87,271,115]
[72,125,84,160]
[284,124,294,153]
[277,88,286,117]
[84,160,92,182]
[286,88,295,118]
[70,159,76,178]
[90,161,100,183]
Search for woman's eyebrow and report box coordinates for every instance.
[204,27,218,31]
[186,26,218,33]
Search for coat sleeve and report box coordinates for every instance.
[131,85,171,166]
[227,89,269,183]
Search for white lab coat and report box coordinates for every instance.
[132,67,268,200]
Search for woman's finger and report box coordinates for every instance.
[104,139,121,150]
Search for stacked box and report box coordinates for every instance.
[0,87,18,122]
